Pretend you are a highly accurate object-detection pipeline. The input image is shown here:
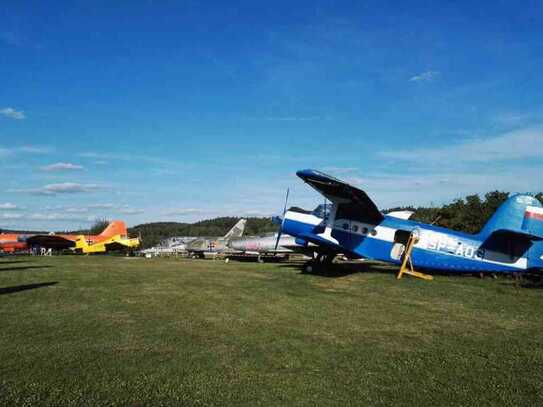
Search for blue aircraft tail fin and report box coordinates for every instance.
[479,194,543,240]
[522,206,543,239]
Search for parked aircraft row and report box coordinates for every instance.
[0,221,140,254]
[2,168,542,278]
[141,221,307,261]
[135,167,543,278]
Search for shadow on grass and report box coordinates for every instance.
[226,256,288,263]
[276,261,397,278]
[0,265,52,272]
[276,261,526,283]
[0,260,32,265]
[0,281,58,295]
[515,273,543,289]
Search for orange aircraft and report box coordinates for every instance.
[0,220,140,254]
[0,233,31,253]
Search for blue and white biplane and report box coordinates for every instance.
[277,169,543,278]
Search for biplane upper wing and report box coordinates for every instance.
[296,169,384,223]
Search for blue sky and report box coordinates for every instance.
[1,0,543,230]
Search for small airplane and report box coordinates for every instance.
[186,219,247,258]
[276,169,543,278]
[0,233,32,253]
[25,220,140,254]
[140,236,198,257]
[226,232,303,262]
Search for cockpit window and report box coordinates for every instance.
[312,203,331,220]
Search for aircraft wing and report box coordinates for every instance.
[297,169,384,223]
[26,235,75,249]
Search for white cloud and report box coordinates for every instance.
[40,162,84,172]
[118,207,144,215]
[380,127,543,164]
[10,183,103,195]
[1,213,23,219]
[19,145,50,154]
[0,145,52,157]
[409,70,439,82]
[26,212,94,222]
[321,167,358,175]
[336,168,543,210]
[0,107,25,120]
[165,208,204,216]
[79,151,177,166]
[0,203,18,210]
[64,207,89,213]
[41,183,101,194]
[89,203,115,209]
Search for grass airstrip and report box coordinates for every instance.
[1,256,543,406]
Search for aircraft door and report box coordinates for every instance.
[390,230,411,261]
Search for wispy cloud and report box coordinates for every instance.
[11,183,103,195]
[0,107,25,120]
[379,127,543,163]
[25,212,94,222]
[0,203,19,210]
[164,208,205,216]
[79,151,178,167]
[409,70,439,82]
[64,207,89,213]
[340,168,543,209]
[1,213,23,219]
[19,146,50,154]
[0,145,52,157]
[47,203,143,215]
[40,162,84,172]
[118,207,144,215]
[321,166,358,175]
[88,203,116,209]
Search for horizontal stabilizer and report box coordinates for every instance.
[486,229,543,242]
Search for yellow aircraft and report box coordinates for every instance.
[26,220,140,254]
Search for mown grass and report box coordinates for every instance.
[1,256,542,406]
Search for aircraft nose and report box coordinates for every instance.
[271,215,283,225]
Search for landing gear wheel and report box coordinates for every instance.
[304,262,314,274]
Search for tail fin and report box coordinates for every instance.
[223,219,246,240]
[522,206,543,239]
[479,194,543,239]
[99,220,128,238]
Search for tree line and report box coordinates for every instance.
[387,191,543,234]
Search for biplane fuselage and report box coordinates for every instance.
[281,170,543,273]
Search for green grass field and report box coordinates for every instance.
[1,256,543,406]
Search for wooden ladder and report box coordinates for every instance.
[396,233,433,281]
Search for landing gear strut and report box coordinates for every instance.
[304,253,335,273]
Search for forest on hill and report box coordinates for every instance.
[388,191,543,234]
